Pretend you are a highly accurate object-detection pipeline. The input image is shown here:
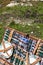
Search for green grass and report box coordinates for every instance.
[9,22,43,39]
[0,24,5,42]
[0,2,43,18]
